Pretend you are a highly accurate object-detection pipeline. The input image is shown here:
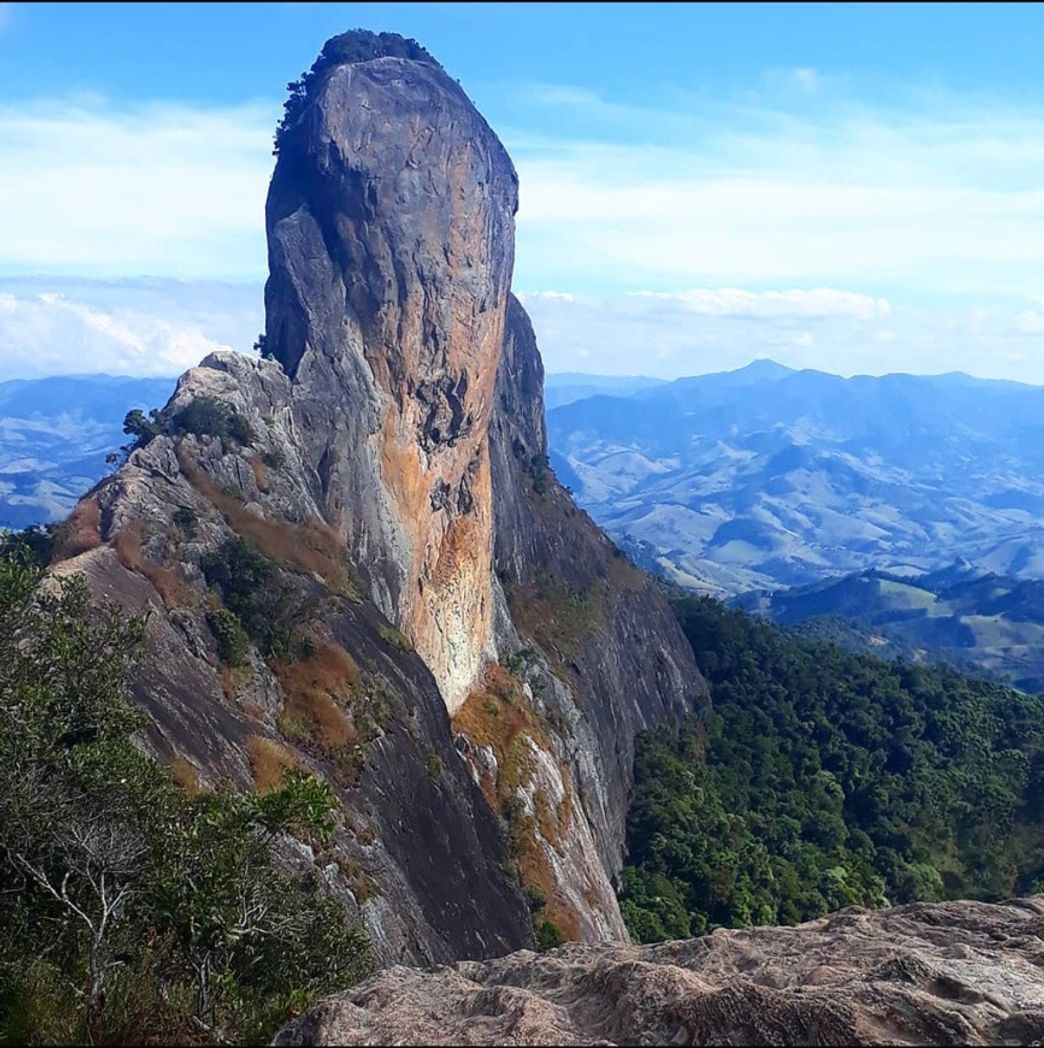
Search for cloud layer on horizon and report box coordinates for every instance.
[519,288,1044,383]
[2,79,1044,381]
[3,275,1044,386]
[0,278,261,379]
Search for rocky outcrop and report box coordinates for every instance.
[265,32,517,711]
[275,896,1044,1046]
[51,29,705,963]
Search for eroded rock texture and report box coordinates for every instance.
[275,897,1044,1046]
[51,30,705,963]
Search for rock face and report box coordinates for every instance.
[275,897,1044,1046]
[51,31,705,963]
[265,35,518,709]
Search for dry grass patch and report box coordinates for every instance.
[52,497,102,561]
[533,788,561,852]
[511,812,583,943]
[169,757,201,796]
[250,455,270,493]
[179,448,356,593]
[246,735,299,793]
[453,666,582,942]
[507,577,600,661]
[336,858,382,904]
[452,667,550,810]
[274,642,363,779]
[220,664,252,702]
[114,523,194,609]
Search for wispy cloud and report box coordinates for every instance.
[0,98,274,279]
[506,84,1044,297]
[627,288,891,321]
[0,277,262,380]
[3,80,1044,383]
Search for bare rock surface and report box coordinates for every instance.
[274,897,1044,1046]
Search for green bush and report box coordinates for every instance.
[378,623,413,651]
[172,505,198,538]
[0,525,54,567]
[529,453,550,495]
[274,31,438,154]
[172,396,253,449]
[201,537,310,659]
[206,607,250,666]
[534,919,564,952]
[424,747,443,780]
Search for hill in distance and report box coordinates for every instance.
[741,561,1044,693]
[544,372,667,410]
[547,360,1044,596]
[0,374,174,528]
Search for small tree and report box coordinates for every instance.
[172,398,254,449]
[8,808,147,1035]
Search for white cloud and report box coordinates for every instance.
[506,87,1044,297]
[522,289,1044,385]
[0,277,262,380]
[3,82,1044,384]
[519,290,575,303]
[0,99,274,279]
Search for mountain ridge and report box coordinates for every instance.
[742,560,1044,692]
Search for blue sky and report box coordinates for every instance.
[2,2,1044,381]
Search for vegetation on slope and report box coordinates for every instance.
[0,543,371,1045]
[620,596,1044,943]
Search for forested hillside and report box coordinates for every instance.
[620,597,1044,943]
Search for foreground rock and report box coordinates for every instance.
[275,897,1044,1046]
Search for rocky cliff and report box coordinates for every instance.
[275,896,1044,1046]
[50,30,705,963]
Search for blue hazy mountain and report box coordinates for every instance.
[544,372,667,410]
[547,360,1044,595]
[0,374,175,528]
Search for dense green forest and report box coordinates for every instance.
[0,540,370,1046]
[620,596,1044,943]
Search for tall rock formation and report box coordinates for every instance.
[51,30,706,963]
[265,33,518,709]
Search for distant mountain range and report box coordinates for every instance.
[547,360,1044,596]
[0,374,174,528]
[11,365,1044,694]
[544,372,666,410]
[738,562,1044,693]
